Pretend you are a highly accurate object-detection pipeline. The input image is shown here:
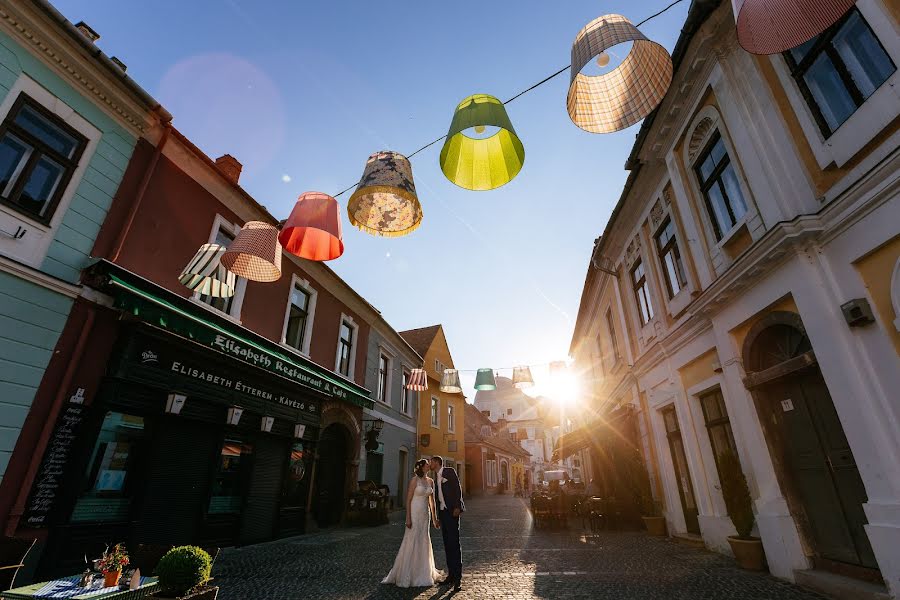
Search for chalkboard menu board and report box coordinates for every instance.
[23,392,88,527]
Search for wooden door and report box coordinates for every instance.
[662,406,700,534]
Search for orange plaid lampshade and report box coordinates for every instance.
[732,0,856,55]
[567,14,673,134]
[279,192,344,261]
[221,221,282,282]
[406,368,428,391]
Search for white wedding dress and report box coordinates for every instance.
[382,476,445,587]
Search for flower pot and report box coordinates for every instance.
[103,570,122,587]
[641,516,667,536]
[154,585,219,600]
[727,536,766,571]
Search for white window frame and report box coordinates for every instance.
[279,274,317,357]
[400,368,414,415]
[191,214,247,323]
[334,313,359,380]
[447,402,456,433]
[435,359,445,374]
[376,346,394,406]
[430,396,440,429]
[0,75,101,269]
[768,0,900,169]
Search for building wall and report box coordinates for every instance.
[0,29,138,483]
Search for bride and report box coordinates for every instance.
[382,459,445,587]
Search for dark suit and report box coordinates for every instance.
[437,467,464,582]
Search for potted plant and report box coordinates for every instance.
[97,544,129,587]
[622,447,667,535]
[718,450,766,570]
[154,546,217,599]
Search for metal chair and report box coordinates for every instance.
[0,536,36,591]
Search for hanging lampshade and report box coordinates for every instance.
[474,368,497,391]
[178,243,236,298]
[732,0,856,55]
[279,192,344,261]
[439,94,525,191]
[439,368,463,393]
[220,221,282,282]
[550,361,568,377]
[347,151,423,238]
[406,368,429,391]
[512,366,534,389]
[567,14,673,134]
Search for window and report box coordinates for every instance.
[377,353,389,404]
[448,439,458,452]
[481,425,491,437]
[605,308,620,363]
[631,259,654,325]
[435,359,445,374]
[448,403,456,432]
[0,95,87,223]
[200,226,236,314]
[695,133,748,241]
[209,438,254,514]
[486,459,497,487]
[285,284,311,352]
[699,389,738,476]
[655,218,688,298]
[507,408,513,416]
[401,370,412,414]
[337,319,354,376]
[784,9,895,137]
[431,396,440,428]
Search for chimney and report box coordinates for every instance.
[110,57,127,72]
[215,154,242,184]
[74,21,100,43]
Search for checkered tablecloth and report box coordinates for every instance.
[2,575,158,599]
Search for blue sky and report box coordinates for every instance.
[58,0,689,395]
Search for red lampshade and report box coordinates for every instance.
[279,192,344,261]
[406,368,428,391]
[732,0,857,55]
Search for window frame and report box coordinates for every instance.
[430,396,440,429]
[630,258,654,326]
[0,93,88,225]
[605,307,620,365]
[376,350,393,406]
[448,402,456,433]
[694,133,747,241]
[783,7,895,139]
[280,276,317,357]
[192,215,247,321]
[655,217,688,299]
[334,315,358,379]
[698,388,738,479]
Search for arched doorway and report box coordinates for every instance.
[315,423,352,527]
[743,312,877,572]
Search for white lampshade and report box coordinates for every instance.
[439,368,462,393]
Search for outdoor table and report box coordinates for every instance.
[2,575,158,599]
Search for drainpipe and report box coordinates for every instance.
[111,123,171,262]
[7,308,96,535]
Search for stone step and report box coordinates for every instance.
[671,533,706,549]
[794,569,890,600]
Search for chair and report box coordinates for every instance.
[131,544,220,575]
[0,536,36,591]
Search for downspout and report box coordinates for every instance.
[7,308,96,535]
[111,123,171,262]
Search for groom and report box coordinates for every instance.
[430,455,464,591]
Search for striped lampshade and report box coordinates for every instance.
[439,368,463,394]
[221,221,282,282]
[567,14,673,133]
[732,0,856,55]
[178,243,236,298]
[511,366,534,389]
[279,192,344,261]
[406,368,428,391]
[347,151,423,238]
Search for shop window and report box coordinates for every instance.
[655,217,688,298]
[431,396,440,428]
[72,412,144,523]
[695,133,748,241]
[282,442,309,508]
[699,389,738,476]
[784,8,895,137]
[631,259,654,325]
[448,403,456,432]
[209,438,254,514]
[284,282,313,353]
[0,94,87,223]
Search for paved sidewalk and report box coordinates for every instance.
[212,494,829,599]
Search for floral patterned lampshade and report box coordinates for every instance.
[567,14,673,133]
[407,368,429,391]
[511,366,534,389]
[439,94,525,191]
[178,243,236,298]
[221,221,282,282]
[439,368,463,393]
[474,368,497,391]
[279,192,344,261]
[347,151,423,237]
[732,0,856,55]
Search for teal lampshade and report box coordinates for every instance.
[474,368,497,391]
[439,368,462,393]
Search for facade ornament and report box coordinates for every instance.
[688,116,716,164]
[649,200,665,229]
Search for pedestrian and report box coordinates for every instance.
[430,455,465,592]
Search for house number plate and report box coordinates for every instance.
[781,399,794,412]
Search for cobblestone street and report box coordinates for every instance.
[212,494,829,599]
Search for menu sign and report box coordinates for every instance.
[23,389,88,527]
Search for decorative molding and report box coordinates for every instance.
[687,117,715,163]
[0,254,80,297]
[625,236,641,267]
[649,199,665,230]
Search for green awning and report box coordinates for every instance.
[107,272,373,409]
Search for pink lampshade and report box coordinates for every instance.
[732,0,856,55]
[221,221,282,282]
[279,192,344,261]
[406,368,428,391]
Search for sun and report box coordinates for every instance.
[527,371,583,406]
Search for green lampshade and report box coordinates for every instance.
[439,94,525,191]
[474,368,497,391]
